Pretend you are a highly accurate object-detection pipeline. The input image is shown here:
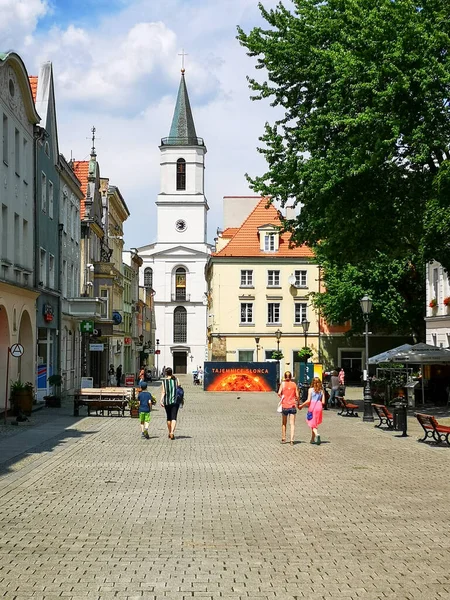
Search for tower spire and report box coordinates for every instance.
[167,70,198,144]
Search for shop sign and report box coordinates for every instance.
[124,337,132,345]
[43,303,54,323]
[89,343,104,351]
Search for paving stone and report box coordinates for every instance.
[1,380,450,599]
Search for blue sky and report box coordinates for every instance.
[0,0,283,247]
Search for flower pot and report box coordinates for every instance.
[130,407,139,418]
[12,390,33,416]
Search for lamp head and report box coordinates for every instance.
[360,295,373,316]
[301,319,310,333]
[275,329,282,340]
[255,337,260,344]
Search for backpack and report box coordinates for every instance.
[176,385,185,406]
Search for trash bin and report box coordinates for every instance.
[393,402,407,435]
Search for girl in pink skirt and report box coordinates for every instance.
[299,377,326,445]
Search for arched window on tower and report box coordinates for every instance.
[176,158,186,190]
[173,306,187,343]
[175,267,186,301]
[144,267,153,289]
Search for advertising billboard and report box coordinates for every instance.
[204,362,277,392]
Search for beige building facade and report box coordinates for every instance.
[207,198,320,382]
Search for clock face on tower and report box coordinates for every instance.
[175,219,187,232]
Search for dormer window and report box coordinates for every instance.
[258,224,279,252]
[265,234,275,251]
[176,158,186,190]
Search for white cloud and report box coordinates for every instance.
[10,0,282,246]
[0,0,48,49]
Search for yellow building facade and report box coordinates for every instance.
[206,198,320,382]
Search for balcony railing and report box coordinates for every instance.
[171,292,190,302]
[161,137,204,147]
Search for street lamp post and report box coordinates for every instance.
[360,295,374,422]
[255,337,260,362]
[301,319,310,401]
[156,338,160,379]
[275,329,282,387]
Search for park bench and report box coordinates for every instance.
[415,413,450,445]
[74,388,131,417]
[372,404,394,429]
[337,396,359,417]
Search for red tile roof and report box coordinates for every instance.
[29,76,38,102]
[72,161,89,219]
[214,197,313,258]
[221,227,239,238]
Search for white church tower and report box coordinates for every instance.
[138,68,212,374]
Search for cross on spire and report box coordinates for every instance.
[178,48,188,73]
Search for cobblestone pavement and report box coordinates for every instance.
[1,379,450,600]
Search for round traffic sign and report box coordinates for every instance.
[10,343,24,358]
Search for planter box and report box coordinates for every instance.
[130,408,139,418]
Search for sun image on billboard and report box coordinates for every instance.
[204,362,277,392]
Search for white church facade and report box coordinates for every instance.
[138,71,212,374]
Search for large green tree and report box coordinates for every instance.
[237,0,450,336]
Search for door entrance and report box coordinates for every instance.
[340,350,363,385]
[173,351,187,374]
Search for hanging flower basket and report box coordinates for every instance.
[429,298,437,308]
[297,347,313,363]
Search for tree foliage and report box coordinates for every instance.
[237,1,450,336]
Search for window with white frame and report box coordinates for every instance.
[240,270,253,287]
[294,303,307,324]
[3,114,8,164]
[238,350,254,362]
[294,269,307,287]
[267,270,280,287]
[39,248,47,286]
[41,172,47,212]
[432,267,439,302]
[100,288,109,318]
[23,138,28,183]
[240,303,253,324]
[264,233,275,251]
[14,128,19,175]
[62,260,67,297]
[49,254,55,288]
[48,181,54,218]
[267,302,281,324]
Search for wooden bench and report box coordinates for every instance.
[74,388,131,417]
[337,397,359,417]
[415,413,450,445]
[372,404,394,429]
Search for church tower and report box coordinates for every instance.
[138,68,212,375]
[157,71,208,245]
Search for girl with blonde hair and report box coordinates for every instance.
[277,371,300,445]
[299,376,325,445]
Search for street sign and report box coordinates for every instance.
[80,320,94,333]
[9,344,24,358]
[125,374,135,387]
[155,349,161,355]
[89,343,104,351]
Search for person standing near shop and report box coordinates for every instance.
[339,367,345,386]
[277,371,300,445]
[116,364,122,387]
[299,377,326,445]
[329,370,340,407]
[160,367,181,440]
